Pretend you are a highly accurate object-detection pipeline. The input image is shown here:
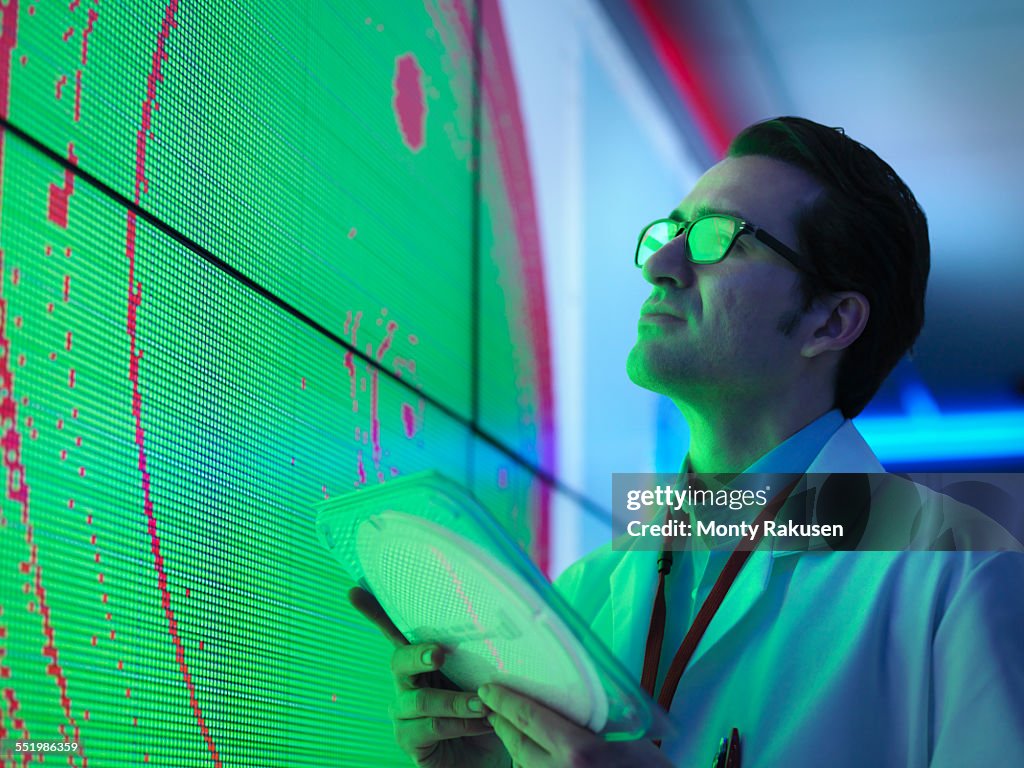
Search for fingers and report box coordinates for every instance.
[395,715,495,761]
[391,643,447,689]
[348,586,408,647]
[478,683,589,756]
[392,686,488,720]
[486,711,550,767]
[389,665,494,760]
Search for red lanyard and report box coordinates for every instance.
[641,477,800,712]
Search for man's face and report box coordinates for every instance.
[626,154,824,403]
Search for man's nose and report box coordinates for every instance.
[641,237,694,288]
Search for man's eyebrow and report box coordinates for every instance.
[669,204,745,222]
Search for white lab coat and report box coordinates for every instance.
[554,421,1024,767]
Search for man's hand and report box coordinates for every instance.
[478,683,674,768]
[348,587,510,768]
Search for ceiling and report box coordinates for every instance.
[605,0,1024,412]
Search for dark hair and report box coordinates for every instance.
[728,116,930,418]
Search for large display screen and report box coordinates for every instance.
[0,1,552,764]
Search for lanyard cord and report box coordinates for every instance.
[640,477,801,712]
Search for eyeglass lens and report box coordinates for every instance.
[637,217,739,266]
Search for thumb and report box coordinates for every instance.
[348,586,409,647]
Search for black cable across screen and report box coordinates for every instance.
[0,113,611,524]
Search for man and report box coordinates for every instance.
[353,117,1024,766]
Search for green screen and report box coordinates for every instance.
[0,0,553,764]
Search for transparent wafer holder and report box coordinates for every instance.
[316,470,675,741]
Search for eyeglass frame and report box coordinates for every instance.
[634,214,819,276]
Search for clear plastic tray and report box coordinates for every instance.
[316,471,674,741]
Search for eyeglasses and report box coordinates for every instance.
[635,214,817,275]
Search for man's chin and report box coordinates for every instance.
[625,346,677,395]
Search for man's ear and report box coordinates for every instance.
[801,291,870,358]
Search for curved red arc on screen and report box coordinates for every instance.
[124,2,222,765]
[628,0,732,159]
[442,0,555,574]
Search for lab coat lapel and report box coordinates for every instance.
[608,539,662,680]
[683,542,776,672]
[682,423,882,670]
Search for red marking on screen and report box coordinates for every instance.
[62,26,75,42]
[74,69,83,120]
[11,268,19,286]
[122,1,222,764]
[18,54,26,65]
[349,310,362,346]
[370,369,381,466]
[56,74,68,99]
[347,227,357,239]
[63,273,71,300]
[401,403,417,438]
[301,376,305,390]
[47,143,78,228]
[343,351,357,412]
[69,0,79,10]
[375,320,397,361]
[81,8,97,65]
[392,357,416,379]
[356,450,367,484]
[0,27,88,741]
[68,367,76,387]
[393,54,426,152]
